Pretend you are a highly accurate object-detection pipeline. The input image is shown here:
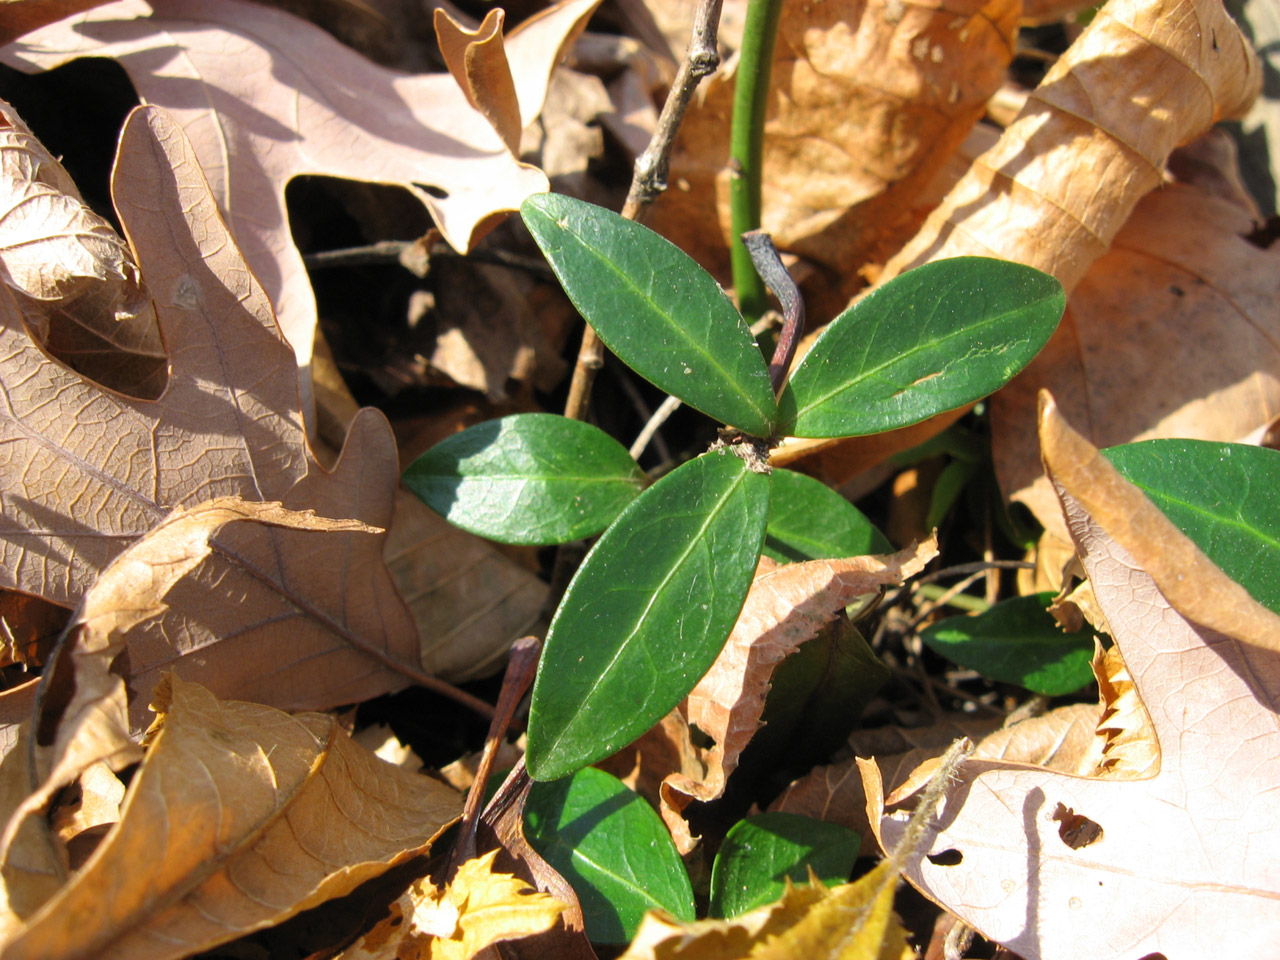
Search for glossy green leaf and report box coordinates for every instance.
[525,767,694,943]
[920,592,1095,695]
[527,450,771,780]
[1104,440,1280,613]
[763,468,891,563]
[402,414,645,545]
[709,812,861,919]
[777,258,1064,438]
[521,193,777,436]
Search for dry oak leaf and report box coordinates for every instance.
[871,395,1280,959]
[0,674,460,960]
[0,104,431,736]
[0,97,164,398]
[992,179,1280,541]
[0,496,378,925]
[646,0,1018,301]
[659,538,937,851]
[337,848,566,960]
[0,0,599,403]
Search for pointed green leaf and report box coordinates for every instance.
[920,592,1095,696]
[709,812,861,918]
[527,450,771,780]
[525,767,694,943]
[1104,440,1280,613]
[764,468,890,563]
[402,414,645,545]
[777,258,1064,438]
[521,193,777,436]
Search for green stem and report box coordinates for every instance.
[729,0,784,320]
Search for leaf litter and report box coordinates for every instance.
[0,0,1277,957]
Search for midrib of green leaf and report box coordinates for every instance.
[569,848,671,912]
[558,228,772,431]
[1131,482,1280,551]
[789,294,1051,420]
[540,457,751,757]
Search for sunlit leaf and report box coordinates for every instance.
[404,414,645,545]
[764,469,890,563]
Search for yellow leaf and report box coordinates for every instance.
[338,849,565,960]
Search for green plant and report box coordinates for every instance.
[404,192,1065,781]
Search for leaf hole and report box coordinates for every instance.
[1052,802,1103,849]
[926,848,963,866]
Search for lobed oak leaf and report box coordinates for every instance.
[873,394,1280,959]
[0,0,600,408]
[0,103,435,742]
[337,848,566,960]
[0,674,460,960]
[658,539,937,851]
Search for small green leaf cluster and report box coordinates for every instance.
[405,192,1067,781]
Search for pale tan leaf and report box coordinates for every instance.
[0,0,115,45]
[0,675,460,960]
[881,0,1260,291]
[646,0,1018,304]
[0,0,597,403]
[658,539,937,849]
[992,178,1280,540]
[0,105,429,741]
[435,9,523,154]
[0,97,163,397]
[874,396,1280,959]
[337,849,565,960]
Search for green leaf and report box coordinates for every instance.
[527,450,770,780]
[525,767,694,943]
[763,469,891,563]
[919,592,1095,695]
[777,258,1064,438]
[709,812,861,918]
[402,414,645,545]
[521,193,777,436]
[1104,440,1280,614]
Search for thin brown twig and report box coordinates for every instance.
[562,0,725,422]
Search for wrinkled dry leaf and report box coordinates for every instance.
[992,178,1280,540]
[647,0,1017,301]
[1,0,598,405]
[0,105,428,738]
[0,496,375,900]
[873,396,1280,959]
[338,849,565,960]
[881,0,1260,290]
[436,8,525,154]
[0,97,163,397]
[659,539,937,851]
[0,675,459,960]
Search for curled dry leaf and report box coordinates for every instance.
[337,848,566,960]
[659,538,937,851]
[0,105,429,740]
[992,178,1280,540]
[0,97,163,398]
[0,0,599,403]
[880,0,1260,290]
[872,395,1280,959]
[0,676,460,960]
[647,0,1018,299]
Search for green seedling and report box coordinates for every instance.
[405,192,1066,781]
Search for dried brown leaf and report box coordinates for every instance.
[0,675,459,960]
[647,0,1017,302]
[0,105,429,741]
[992,179,1280,540]
[1,0,597,403]
[873,396,1280,959]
